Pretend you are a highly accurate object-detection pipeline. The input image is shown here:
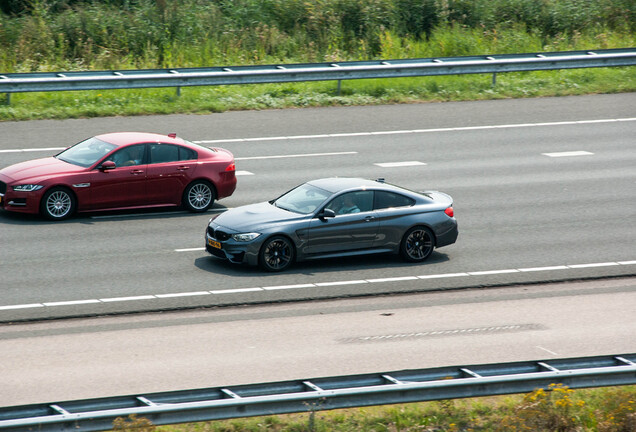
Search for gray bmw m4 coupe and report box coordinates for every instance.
[205,178,458,272]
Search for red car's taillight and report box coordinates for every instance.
[225,163,235,171]
[444,206,454,218]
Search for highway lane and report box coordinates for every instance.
[1,277,635,406]
[1,93,635,321]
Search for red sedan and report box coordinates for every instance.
[0,132,236,220]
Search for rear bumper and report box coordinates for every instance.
[215,172,237,200]
[436,220,458,248]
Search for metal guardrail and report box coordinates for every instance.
[1,48,635,97]
[1,354,635,432]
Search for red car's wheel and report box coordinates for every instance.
[40,187,76,221]
[183,180,215,212]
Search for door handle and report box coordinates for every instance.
[364,216,375,222]
[177,166,190,171]
[131,169,144,175]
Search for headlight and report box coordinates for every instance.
[12,184,44,192]
[232,232,261,242]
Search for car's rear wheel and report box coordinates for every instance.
[40,187,76,221]
[259,236,294,272]
[183,180,215,212]
[400,226,435,262]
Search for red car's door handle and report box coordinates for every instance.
[131,169,144,175]
[177,166,190,171]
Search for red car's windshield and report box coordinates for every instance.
[56,137,117,168]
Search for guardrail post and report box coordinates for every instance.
[3,93,9,105]
[176,86,181,97]
[337,80,342,95]
[492,72,497,86]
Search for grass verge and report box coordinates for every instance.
[109,385,636,432]
[1,66,635,122]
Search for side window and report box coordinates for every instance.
[179,146,197,161]
[150,144,179,164]
[106,144,146,167]
[374,191,415,210]
[325,191,374,215]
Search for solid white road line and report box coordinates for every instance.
[1,260,634,312]
[3,118,634,154]
[155,291,210,298]
[0,147,66,153]
[194,118,636,145]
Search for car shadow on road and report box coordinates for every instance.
[194,251,451,278]
[0,205,229,225]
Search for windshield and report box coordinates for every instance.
[56,137,117,167]
[273,183,332,214]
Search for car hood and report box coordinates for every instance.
[213,202,307,232]
[0,157,85,183]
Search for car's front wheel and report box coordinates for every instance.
[40,187,76,221]
[183,180,215,212]
[259,236,294,272]
[400,226,435,262]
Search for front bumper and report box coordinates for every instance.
[0,178,42,215]
[205,226,260,266]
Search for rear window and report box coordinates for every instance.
[374,191,415,210]
[150,144,197,163]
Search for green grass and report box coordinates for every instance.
[110,385,636,432]
[1,1,634,122]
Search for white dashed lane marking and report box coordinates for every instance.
[1,260,634,312]
[374,161,426,168]
[235,151,357,160]
[542,151,594,157]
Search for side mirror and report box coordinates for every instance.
[99,160,116,171]
[319,208,336,220]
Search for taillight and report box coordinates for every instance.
[225,163,235,171]
[444,206,454,218]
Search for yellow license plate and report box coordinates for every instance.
[208,238,221,249]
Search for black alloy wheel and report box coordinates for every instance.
[259,236,294,272]
[400,226,435,262]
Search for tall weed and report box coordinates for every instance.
[1,0,634,72]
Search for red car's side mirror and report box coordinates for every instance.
[99,160,116,171]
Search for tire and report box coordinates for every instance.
[259,236,294,272]
[400,226,435,262]
[40,187,76,221]
[183,180,215,212]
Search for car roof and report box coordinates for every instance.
[95,132,185,147]
[306,177,400,193]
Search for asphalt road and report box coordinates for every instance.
[1,277,635,406]
[1,93,635,321]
